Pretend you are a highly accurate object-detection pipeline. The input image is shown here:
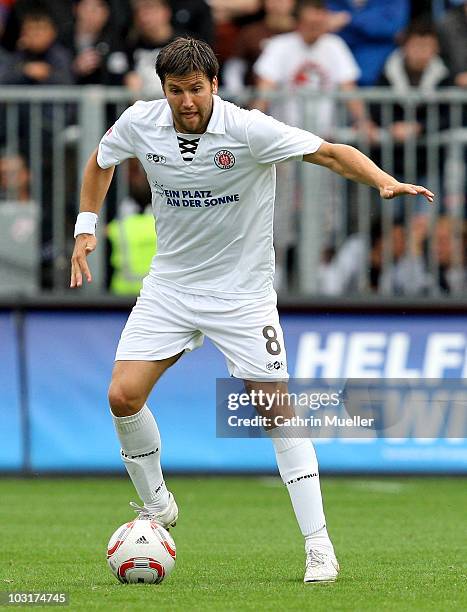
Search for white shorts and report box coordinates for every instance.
[115,277,289,380]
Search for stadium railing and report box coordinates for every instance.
[0,86,465,301]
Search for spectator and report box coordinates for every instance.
[208,0,261,72]
[0,152,32,203]
[170,0,214,44]
[370,18,450,212]
[437,0,467,88]
[0,8,74,289]
[0,150,39,292]
[0,7,73,85]
[253,0,374,135]
[223,0,296,92]
[377,19,450,92]
[124,0,180,99]
[317,221,402,294]
[72,0,127,86]
[387,216,466,296]
[0,0,75,52]
[428,216,466,294]
[254,0,376,292]
[326,0,410,86]
[322,215,467,296]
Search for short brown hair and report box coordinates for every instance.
[156,37,219,85]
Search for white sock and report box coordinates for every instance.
[112,404,170,512]
[269,431,333,551]
[305,526,334,555]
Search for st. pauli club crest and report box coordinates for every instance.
[214,150,236,169]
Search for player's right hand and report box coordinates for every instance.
[70,234,97,288]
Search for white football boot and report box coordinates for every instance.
[130,492,178,529]
[304,549,340,583]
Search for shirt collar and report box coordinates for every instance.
[157,95,225,134]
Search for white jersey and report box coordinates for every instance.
[97,95,322,298]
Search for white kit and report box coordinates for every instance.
[98,96,322,378]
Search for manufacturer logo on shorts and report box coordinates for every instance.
[146,153,167,164]
[266,360,285,371]
[214,150,235,169]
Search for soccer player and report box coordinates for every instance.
[70,37,434,583]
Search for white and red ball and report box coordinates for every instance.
[106,519,176,584]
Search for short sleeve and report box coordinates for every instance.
[253,38,286,83]
[246,110,323,165]
[97,106,135,169]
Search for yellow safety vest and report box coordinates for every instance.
[107,213,157,295]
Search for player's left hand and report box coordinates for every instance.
[380,182,434,203]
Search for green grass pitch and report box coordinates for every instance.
[1,476,466,611]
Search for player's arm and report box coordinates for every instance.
[303,141,434,202]
[70,148,115,288]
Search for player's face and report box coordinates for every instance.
[163,72,218,134]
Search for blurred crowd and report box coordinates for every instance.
[0,0,465,90]
[0,0,466,295]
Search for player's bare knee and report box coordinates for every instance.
[244,379,293,420]
[108,382,145,416]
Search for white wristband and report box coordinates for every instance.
[74,212,98,238]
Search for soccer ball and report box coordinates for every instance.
[106,519,176,584]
